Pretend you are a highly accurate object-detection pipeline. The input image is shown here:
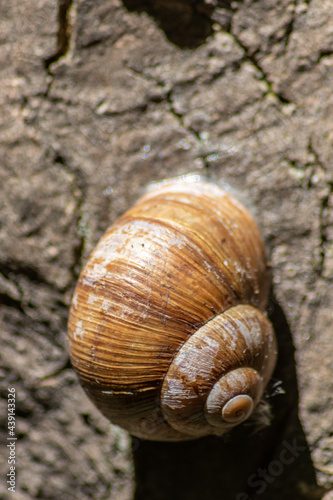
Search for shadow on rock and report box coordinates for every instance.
[122,0,233,48]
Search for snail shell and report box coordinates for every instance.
[68,178,277,441]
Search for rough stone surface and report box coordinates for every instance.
[0,0,332,499]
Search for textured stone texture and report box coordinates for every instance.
[0,0,332,499]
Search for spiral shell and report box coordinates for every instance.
[68,178,277,441]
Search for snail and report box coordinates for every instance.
[67,176,277,441]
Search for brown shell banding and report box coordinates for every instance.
[67,179,276,441]
[161,304,277,437]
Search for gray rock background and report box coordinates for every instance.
[0,0,332,499]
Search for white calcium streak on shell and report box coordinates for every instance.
[73,320,85,341]
[162,378,198,409]
[101,300,109,311]
[72,293,78,309]
[87,294,98,304]
[221,321,238,351]
[173,336,220,382]
[233,316,263,351]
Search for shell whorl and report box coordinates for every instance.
[67,178,277,441]
[161,304,276,437]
